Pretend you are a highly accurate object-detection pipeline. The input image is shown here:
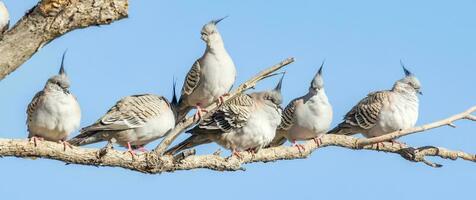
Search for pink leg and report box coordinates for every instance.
[29,136,44,147]
[124,142,136,158]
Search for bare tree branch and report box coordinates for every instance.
[153,57,295,155]
[0,0,128,81]
[1,105,475,173]
[1,133,474,173]
[356,106,476,147]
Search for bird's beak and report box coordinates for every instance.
[59,50,67,76]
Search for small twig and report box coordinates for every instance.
[96,140,114,159]
[466,115,476,121]
[153,57,295,155]
[421,159,443,168]
[173,149,196,162]
[213,149,222,156]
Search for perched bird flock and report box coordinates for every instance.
[14,14,422,157]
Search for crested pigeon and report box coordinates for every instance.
[176,17,236,121]
[269,62,333,150]
[0,1,9,38]
[328,62,421,140]
[165,75,285,156]
[68,83,178,154]
[27,51,81,147]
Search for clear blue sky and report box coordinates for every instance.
[1,0,475,199]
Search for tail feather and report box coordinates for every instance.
[267,130,288,148]
[165,134,212,155]
[327,124,357,136]
[68,131,104,146]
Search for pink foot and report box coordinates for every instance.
[29,136,44,147]
[232,149,243,159]
[193,103,208,120]
[390,140,406,148]
[246,148,257,154]
[313,137,322,147]
[292,140,305,153]
[216,93,230,106]
[373,142,385,150]
[59,140,73,151]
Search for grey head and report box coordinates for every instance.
[200,16,227,44]
[393,61,422,95]
[310,60,325,92]
[257,72,285,107]
[46,50,71,92]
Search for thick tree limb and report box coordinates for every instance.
[356,106,476,147]
[1,132,474,173]
[0,0,129,80]
[153,57,295,155]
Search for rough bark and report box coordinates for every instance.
[0,0,128,80]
